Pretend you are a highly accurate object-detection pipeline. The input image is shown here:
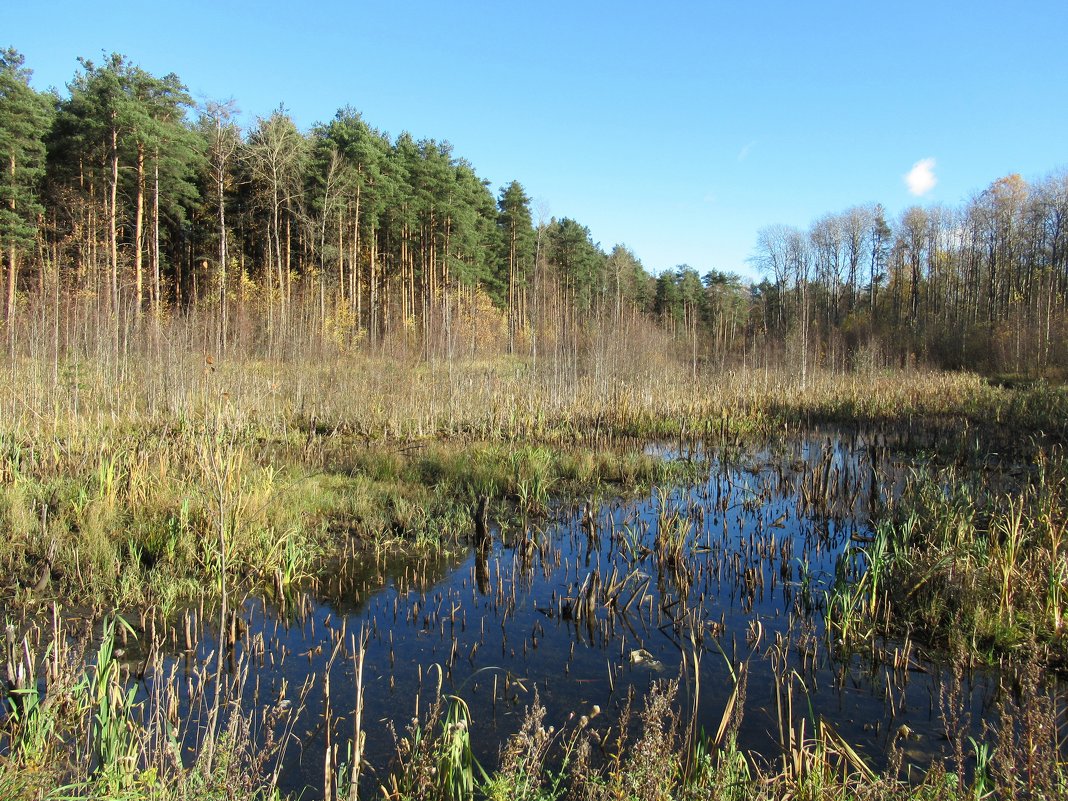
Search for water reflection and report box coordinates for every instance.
[161,431,1006,798]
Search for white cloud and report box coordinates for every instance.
[737,140,756,162]
[905,158,937,196]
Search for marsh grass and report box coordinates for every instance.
[2,348,1063,614]
[3,351,1068,798]
[3,352,1064,451]
[461,657,1065,801]
[381,685,477,801]
[0,414,692,612]
[1,597,1064,801]
[0,614,292,801]
[828,446,1068,664]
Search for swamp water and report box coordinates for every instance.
[18,432,1020,795]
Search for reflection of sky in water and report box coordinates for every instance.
[165,432,1004,798]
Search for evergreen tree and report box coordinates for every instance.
[546,217,604,314]
[497,180,534,351]
[654,271,682,329]
[0,48,53,326]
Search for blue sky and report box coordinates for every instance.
[4,0,1067,279]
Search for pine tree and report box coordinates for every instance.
[0,48,53,328]
[497,180,534,352]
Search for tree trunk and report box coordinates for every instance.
[109,123,119,318]
[285,209,292,326]
[5,155,15,332]
[508,220,516,353]
[369,230,377,347]
[272,189,283,336]
[336,214,345,309]
[218,160,228,353]
[152,155,161,318]
[354,221,361,332]
[134,143,145,316]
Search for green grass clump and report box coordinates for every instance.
[0,412,707,612]
[0,618,286,801]
[827,447,1068,665]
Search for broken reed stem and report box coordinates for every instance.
[349,627,367,801]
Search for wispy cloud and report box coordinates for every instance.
[737,140,757,162]
[905,157,937,196]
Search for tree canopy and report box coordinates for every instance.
[2,48,1067,376]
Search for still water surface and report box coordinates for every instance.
[163,432,1001,796]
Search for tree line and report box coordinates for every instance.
[0,49,670,367]
[752,171,1068,376]
[2,48,1066,375]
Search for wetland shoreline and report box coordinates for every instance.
[1,361,1067,799]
